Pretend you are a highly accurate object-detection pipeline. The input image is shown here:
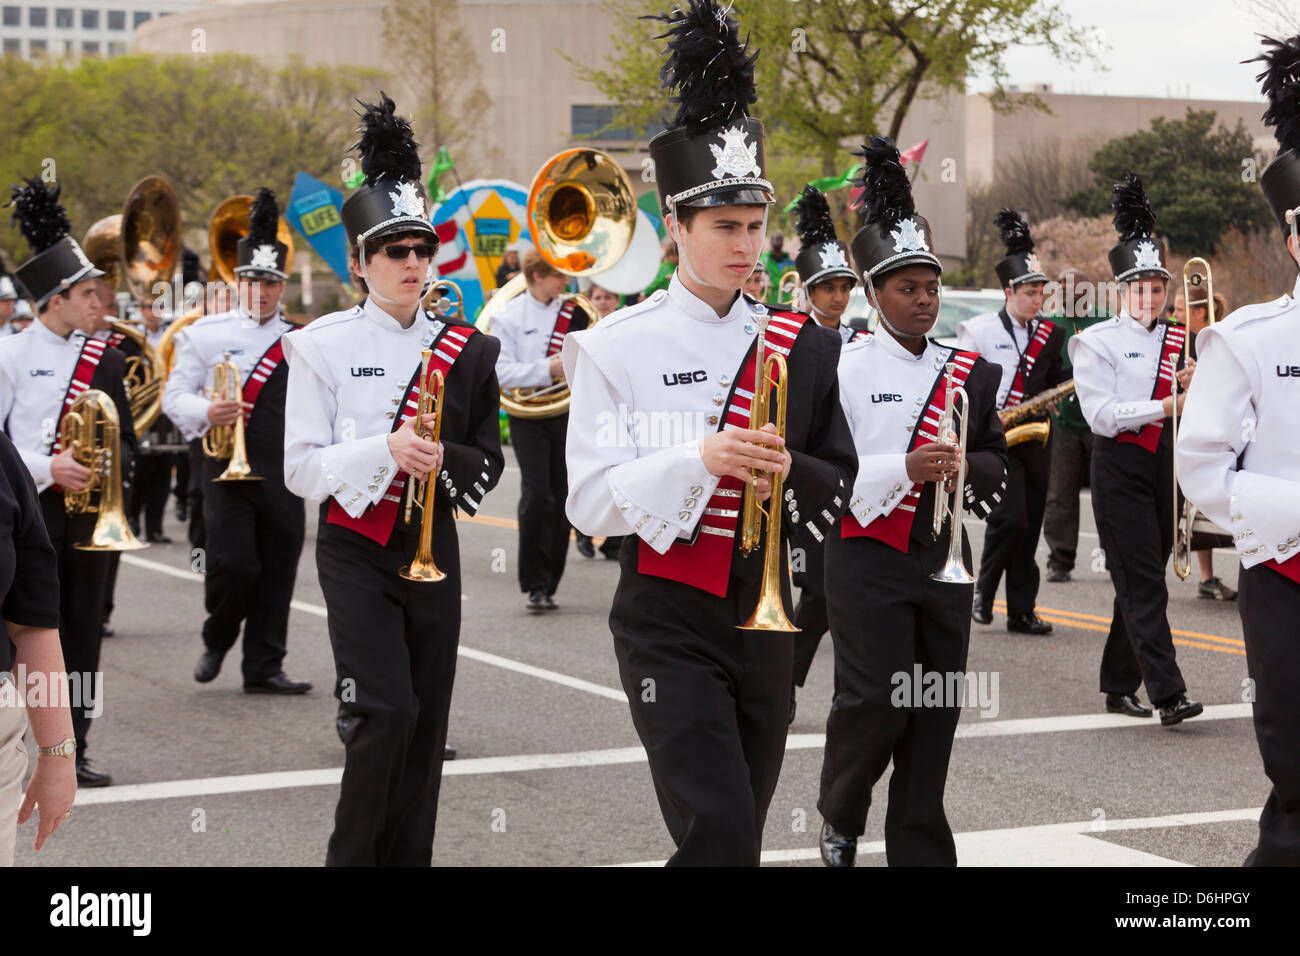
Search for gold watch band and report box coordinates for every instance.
[36,737,76,758]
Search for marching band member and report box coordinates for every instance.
[1178,35,1300,864]
[1068,172,1202,726]
[786,184,860,720]
[283,94,503,866]
[959,210,1066,634]
[564,0,856,866]
[816,138,1008,867]
[574,281,622,560]
[0,176,136,787]
[492,250,575,610]
[162,188,311,696]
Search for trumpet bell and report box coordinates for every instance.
[737,586,799,632]
[528,149,636,277]
[399,553,447,583]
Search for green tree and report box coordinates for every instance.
[1064,109,1271,255]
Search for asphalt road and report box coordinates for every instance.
[14,465,1264,868]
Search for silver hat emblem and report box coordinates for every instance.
[709,125,762,180]
[389,181,427,219]
[890,218,930,254]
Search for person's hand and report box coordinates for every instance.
[50,449,92,492]
[206,399,246,427]
[17,756,76,852]
[1176,359,1196,392]
[548,353,565,382]
[387,413,444,480]
[906,438,961,493]
[700,424,790,502]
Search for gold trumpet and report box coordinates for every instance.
[1172,257,1216,580]
[203,352,260,482]
[60,390,148,552]
[738,340,798,632]
[400,349,447,583]
[930,362,975,584]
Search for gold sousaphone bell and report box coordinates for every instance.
[208,193,295,287]
[477,148,637,419]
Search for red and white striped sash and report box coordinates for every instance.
[1117,322,1184,454]
[1003,319,1054,408]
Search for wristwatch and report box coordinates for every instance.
[36,738,76,758]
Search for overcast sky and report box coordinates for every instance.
[978,0,1293,102]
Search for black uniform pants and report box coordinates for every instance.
[39,492,112,758]
[130,452,173,538]
[187,439,206,550]
[819,531,973,866]
[1091,435,1186,705]
[318,510,461,866]
[976,441,1049,616]
[200,466,304,683]
[610,541,794,866]
[173,450,190,510]
[509,414,570,595]
[1238,565,1300,865]
[792,542,828,687]
[1043,427,1093,574]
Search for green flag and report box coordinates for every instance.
[782,164,861,212]
[427,146,455,204]
[344,168,364,189]
[637,190,666,240]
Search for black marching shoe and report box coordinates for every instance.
[175,501,188,523]
[444,745,457,761]
[543,593,558,611]
[971,588,993,625]
[1158,694,1204,727]
[76,758,112,788]
[194,650,224,683]
[244,673,312,695]
[1007,612,1053,635]
[819,821,856,867]
[146,532,172,544]
[576,535,596,559]
[1046,567,1071,583]
[526,590,547,613]
[1105,693,1153,718]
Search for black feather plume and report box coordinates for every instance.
[1111,171,1156,241]
[645,0,759,134]
[351,92,422,186]
[854,137,915,238]
[793,186,838,246]
[248,187,280,246]
[1250,35,1300,154]
[994,208,1034,255]
[7,177,71,254]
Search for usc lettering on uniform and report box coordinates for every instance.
[30,369,54,376]
[662,370,708,386]
[871,393,904,403]
[1275,365,1300,377]
[350,367,386,377]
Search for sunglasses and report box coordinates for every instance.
[378,243,437,261]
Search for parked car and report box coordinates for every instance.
[843,288,1005,346]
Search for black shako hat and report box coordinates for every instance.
[849,136,942,281]
[1108,171,1169,282]
[645,0,773,215]
[993,208,1047,288]
[1251,35,1300,236]
[792,185,857,289]
[341,92,438,251]
[235,187,290,281]
[7,177,104,308]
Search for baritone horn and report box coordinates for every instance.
[60,389,148,552]
[1172,257,1216,580]
[203,352,260,482]
[930,362,975,584]
[400,349,447,583]
[738,333,798,632]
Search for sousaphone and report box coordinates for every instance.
[208,193,295,287]
[477,148,636,419]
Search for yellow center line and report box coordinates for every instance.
[991,603,1244,656]
[993,600,1244,648]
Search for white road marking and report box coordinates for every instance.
[613,807,1264,867]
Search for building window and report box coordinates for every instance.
[107,41,127,57]
[571,105,663,141]
[3,38,20,56]
[1,7,19,28]
[29,7,47,27]
[107,9,125,30]
[133,10,151,27]
[82,8,98,28]
[82,40,100,56]
[30,38,48,56]
[55,7,73,27]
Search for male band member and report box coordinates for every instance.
[1179,36,1300,864]
[575,281,623,560]
[0,255,17,327]
[163,188,311,695]
[958,210,1065,634]
[1069,172,1201,726]
[565,1,856,866]
[492,250,578,611]
[786,184,860,721]
[284,94,503,866]
[817,138,1008,867]
[8,299,34,335]
[1042,268,1108,582]
[0,176,136,787]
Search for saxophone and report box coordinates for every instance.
[999,380,1076,448]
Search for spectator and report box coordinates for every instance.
[495,244,522,289]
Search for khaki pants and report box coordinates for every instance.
[0,675,30,867]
